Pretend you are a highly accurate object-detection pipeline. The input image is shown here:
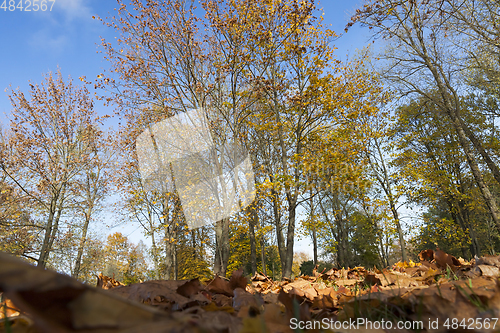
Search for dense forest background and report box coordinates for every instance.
[1,0,500,284]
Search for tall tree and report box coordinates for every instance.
[352,0,500,233]
[1,70,102,268]
[72,129,115,279]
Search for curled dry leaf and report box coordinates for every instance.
[205,276,233,297]
[250,272,267,282]
[232,288,263,311]
[229,268,248,291]
[176,278,203,298]
[476,255,500,268]
[109,280,205,311]
[96,273,126,289]
[277,289,310,321]
[419,249,435,262]
[312,287,337,309]
[0,294,20,319]
[433,249,461,269]
[477,265,500,278]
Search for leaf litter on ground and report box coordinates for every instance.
[2,249,500,332]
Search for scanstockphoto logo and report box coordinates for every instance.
[135,108,255,229]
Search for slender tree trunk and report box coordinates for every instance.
[214,217,230,276]
[39,186,66,268]
[335,208,347,268]
[389,203,407,263]
[310,189,317,266]
[214,220,222,275]
[150,236,159,279]
[371,137,407,262]
[312,224,318,266]
[73,211,91,279]
[163,202,174,279]
[248,203,258,274]
[173,241,178,280]
[260,234,267,276]
[458,117,500,187]
[270,184,286,271]
[38,199,57,267]
[282,197,297,278]
[448,110,500,233]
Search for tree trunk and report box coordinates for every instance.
[372,137,407,262]
[390,203,407,263]
[163,201,174,279]
[448,110,500,233]
[458,117,500,187]
[282,197,297,278]
[312,224,318,266]
[270,185,286,272]
[39,186,66,268]
[214,217,230,276]
[310,189,317,266]
[248,203,258,274]
[260,234,267,276]
[38,199,57,267]
[73,211,91,279]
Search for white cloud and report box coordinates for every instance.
[56,0,92,21]
[29,29,68,55]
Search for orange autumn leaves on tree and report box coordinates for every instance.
[0,70,106,268]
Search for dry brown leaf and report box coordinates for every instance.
[261,292,279,305]
[176,278,203,298]
[96,272,126,289]
[109,280,198,311]
[420,260,440,270]
[199,309,242,333]
[250,281,269,293]
[277,289,310,321]
[478,264,500,277]
[434,249,461,269]
[476,255,500,268]
[334,279,359,286]
[0,294,20,319]
[232,288,263,311]
[211,293,232,307]
[311,286,337,309]
[229,268,248,291]
[250,272,267,282]
[419,249,435,262]
[281,279,313,293]
[261,303,293,333]
[206,276,233,297]
[365,272,393,287]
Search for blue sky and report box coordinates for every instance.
[0,0,373,256]
[0,0,371,121]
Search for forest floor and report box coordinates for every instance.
[1,249,500,333]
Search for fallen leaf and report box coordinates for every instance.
[233,288,263,311]
[206,276,233,297]
[176,278,203,298]
[419,249,434,262]
[434,249,461,269]
[478,264,500,277]
[229,269,248,291]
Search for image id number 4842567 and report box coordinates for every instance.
[1,0,55,11]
